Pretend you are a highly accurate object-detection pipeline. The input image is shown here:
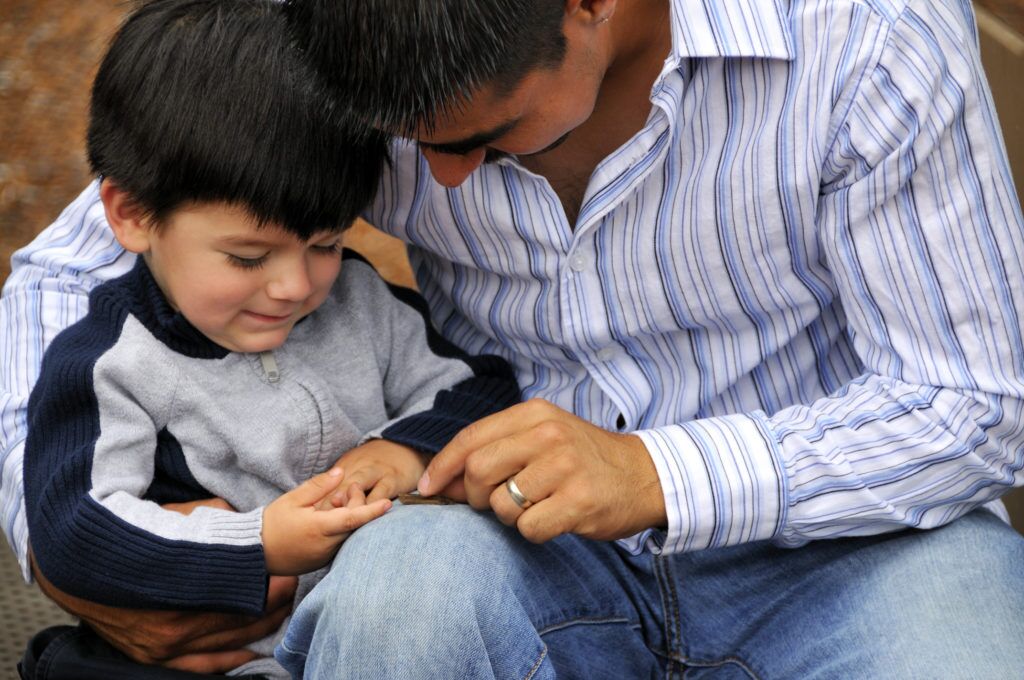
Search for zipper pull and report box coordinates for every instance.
[259,351,280,383]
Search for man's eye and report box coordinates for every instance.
[226,253,268,270]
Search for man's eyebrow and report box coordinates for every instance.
[418,119,520,155]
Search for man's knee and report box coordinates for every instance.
[279,504,550,678]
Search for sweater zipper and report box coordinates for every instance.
[259,351,280,383]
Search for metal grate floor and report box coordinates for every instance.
[0,544,73,679]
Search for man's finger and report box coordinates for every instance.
[460,429,548,508]
[487,456,564,524]
[171,595,294,655]
[163,649,260,673]
[515,496,579,544]
[265,575,299,613]
[420,399,561,495]
[288,468,344,506]
[436,476,467,501]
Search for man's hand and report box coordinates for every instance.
[330,438,431,504]
[262,467,392,574]
[418,398,667,543]
[31,553,297,673]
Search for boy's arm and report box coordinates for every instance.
[26,311,268,615]
[329,253,519,502]
[1,184,294,670]
[346,253,521,454]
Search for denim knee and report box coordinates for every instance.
[277,504,550,680]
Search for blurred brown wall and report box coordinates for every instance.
[1,1,1021,523]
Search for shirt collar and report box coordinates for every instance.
[668,0,794,61]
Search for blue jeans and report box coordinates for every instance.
[276,505,1024,679]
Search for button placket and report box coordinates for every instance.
[568,251,588,273]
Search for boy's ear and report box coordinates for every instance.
[99,179,153,254]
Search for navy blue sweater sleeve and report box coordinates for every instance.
[24,281,268,615]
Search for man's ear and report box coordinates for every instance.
[99,178,153,254]
[567,0,617,25]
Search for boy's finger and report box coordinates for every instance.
[321,499,392,536]
[287,468,344,506]
[366,477,397,503]
[339,465,385,501]
[345,483,366,508]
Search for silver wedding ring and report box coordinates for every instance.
[505,477,532,509]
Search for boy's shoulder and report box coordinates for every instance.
[328,248,416,309]
[39,261,222,381]
[307,247,429,339]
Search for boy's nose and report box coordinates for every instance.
[421,147,486,187]
[267,263,314,301]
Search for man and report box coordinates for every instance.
[4,0,1024,676]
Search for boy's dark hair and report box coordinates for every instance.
[88,0,387,238]
[285,0,567,137]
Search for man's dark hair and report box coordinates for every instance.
[285,0,567,137]
[87,0,387,238]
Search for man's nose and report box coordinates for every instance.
[421,147,486,187]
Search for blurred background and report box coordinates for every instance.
[0,0,1022,673]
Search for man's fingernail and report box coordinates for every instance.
[328,467,343,477]
[417,472,430,494]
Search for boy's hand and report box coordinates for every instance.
[331,438,430,505]
[262,468,391,575]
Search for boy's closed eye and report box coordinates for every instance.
[223,238,341,271]
[226,252,269,270]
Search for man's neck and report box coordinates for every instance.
[519,0,673,227]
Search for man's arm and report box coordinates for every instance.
[1,181,134,578]
[32,549,296,672]
[421,2,1024,551]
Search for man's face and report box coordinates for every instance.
[143,203,343,353]
[413,29,605,187]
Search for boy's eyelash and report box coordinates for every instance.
[311,243,342,255]
[226,253,268,270]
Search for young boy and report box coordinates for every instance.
[21,0,518,676]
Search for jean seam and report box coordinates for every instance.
[522,644,548,680]
[681,655,762,680]
[275,639,308,660]
[653,554,684,678]
[536,615,635,636]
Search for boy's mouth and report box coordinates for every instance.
[244,310,294,323]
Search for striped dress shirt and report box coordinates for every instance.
[2,0,1023,578]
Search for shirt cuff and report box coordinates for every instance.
[632,412,788,553]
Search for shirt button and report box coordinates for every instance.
[596,347,616,362]
[568,252,588,272]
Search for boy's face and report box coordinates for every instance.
[143,203,343,353]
